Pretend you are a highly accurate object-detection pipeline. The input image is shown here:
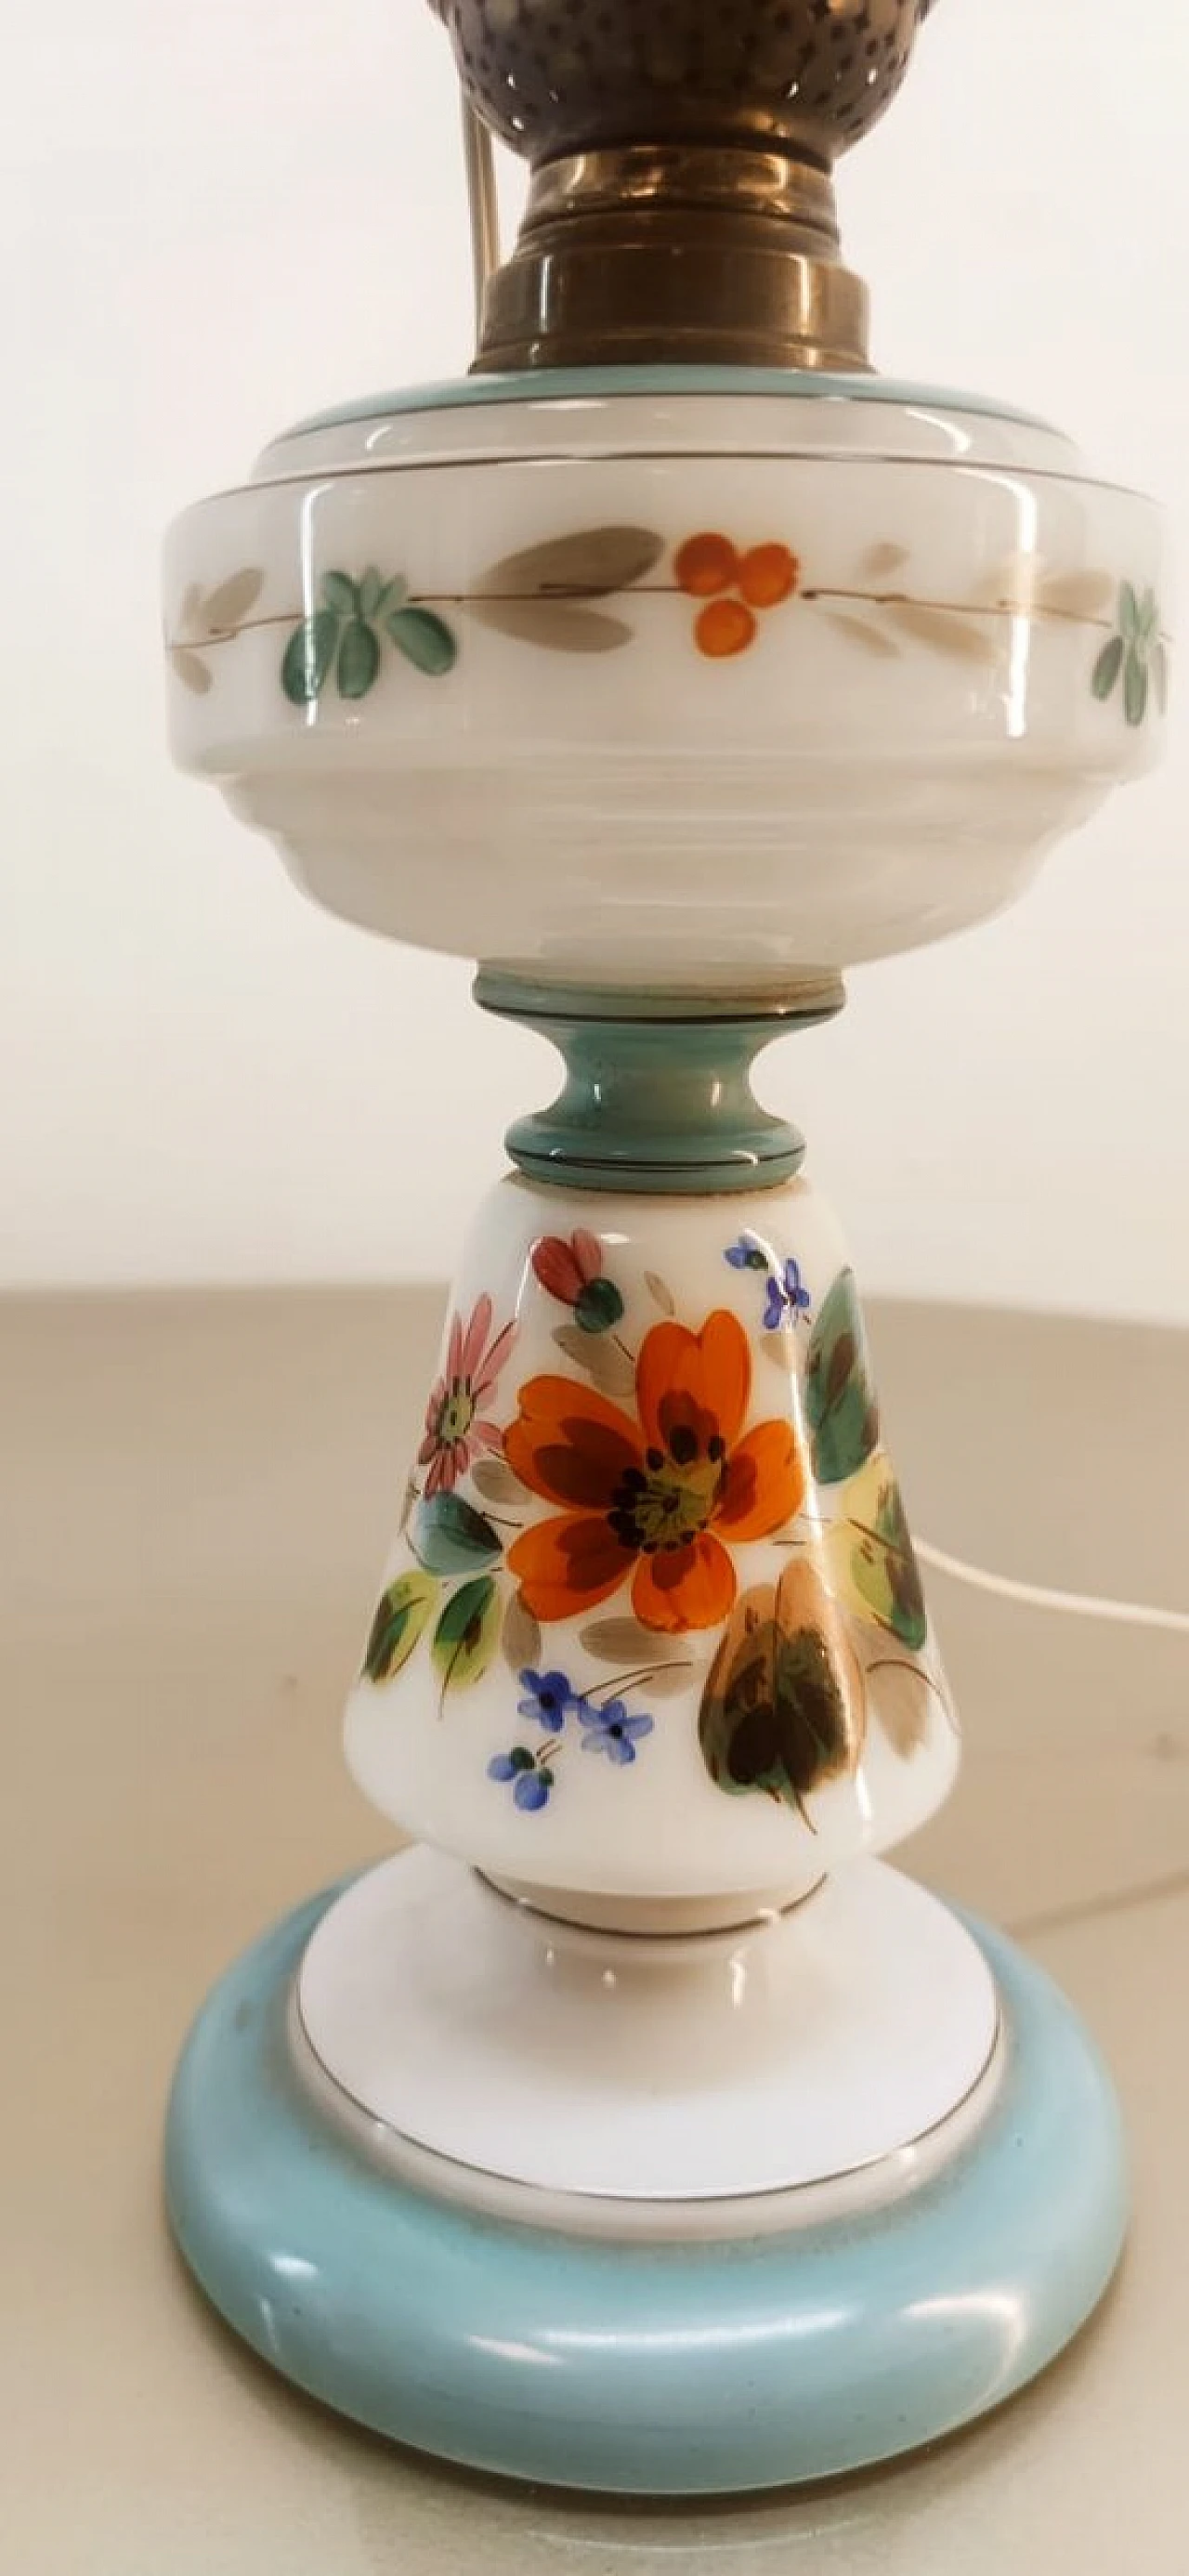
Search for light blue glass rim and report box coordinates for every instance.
[163,1876,1128,2496]
[275,365,1057,445]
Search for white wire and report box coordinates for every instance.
[916,1536,1189,1637]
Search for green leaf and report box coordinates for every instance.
[1118,581,1141,642]
[699,1564,865,1817]
[336,618,381,700]
[1091,634,1124,701]
[362,1569,439,1681]
[803,1267,880,1485]
[385,605,457,676]
[373,575,409,618]
[432,1576,501,1702]
[412,1492,503,1575]
[574,1276,625,1335]
[843,1467,928,1651]
[320,570,359,615]
[281,610,339,705]
[1153,637,1169,715]
[357,567,385,619]
[1123,646,1149,727]
[644,1272,675,1315]
[1137,586,1158,641]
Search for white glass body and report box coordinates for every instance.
[163,380,1165,987]
[345,1170,959,1901]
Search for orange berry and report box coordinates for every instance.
[738,543,799,608]
[675,531,738,598]
[695,597,757,658]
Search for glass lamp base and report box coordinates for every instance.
[295,1850,1000,2202]
[164,1874,1127,2496]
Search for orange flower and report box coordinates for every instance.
[505,1310,804,1634]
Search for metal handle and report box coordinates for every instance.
[461,94,500,353]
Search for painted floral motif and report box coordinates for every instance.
[803,1266,880,1486]
[359,1248,953,1816]
[763,1259,812,1332]
[168,533,1168,704]
[675,531,799,658]
[281,568,457,704]
[725,1236,812,1330]
[168,568,265,694]
[417,1293,517,1497]
[465,527,664,653]
[504,1308,804,1634]
[699,1562,864,1819]
[488,1742,556,1811]
[1092,582,1168,726]
[516,1667,570,1733]
[530,1229,624,1334]
[488,1664,655,1811]
[578,1697,655,1763]
[826,1450,927,1652]
[724,1236,770,1275]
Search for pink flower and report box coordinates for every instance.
[529,1229,605,1306]
[417,1294,517,1497]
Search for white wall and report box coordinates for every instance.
[4,0,1187,1315]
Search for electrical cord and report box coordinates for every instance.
[916,1537,1189,1637]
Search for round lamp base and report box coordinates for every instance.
[164,1876,1127,2496]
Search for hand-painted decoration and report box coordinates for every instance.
[358,1236,952,1828]
[803,1265,880,1484]
[529,1228,625,1334]
[164,538,1169,705]
[699,1562,864,1816]
[725,1235,813,1330]
[487,1665,655,1814]
[504,1307,804,1634]
[1091,582,1168,726]
[281,569,457,703]
[417,1293,517,1497]
[674,532,799,659]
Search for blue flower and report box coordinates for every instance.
[763,1257,813,1331]
[725,1236,769,1273]
[781,1257,812,1315]
[576,1697,655,1766]
[488,1746,555,1810]
[516,1667,572,1733]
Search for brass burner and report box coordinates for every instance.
[429,0,940,372]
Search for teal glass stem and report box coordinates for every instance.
[475,973,843,1195]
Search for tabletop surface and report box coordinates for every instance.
[4,1287,1187,2575]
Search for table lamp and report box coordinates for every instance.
[162,0,1167,2493]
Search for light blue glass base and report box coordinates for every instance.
[164,1880,1127,2495]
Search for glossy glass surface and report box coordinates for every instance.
[164,1881,1127,2494]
